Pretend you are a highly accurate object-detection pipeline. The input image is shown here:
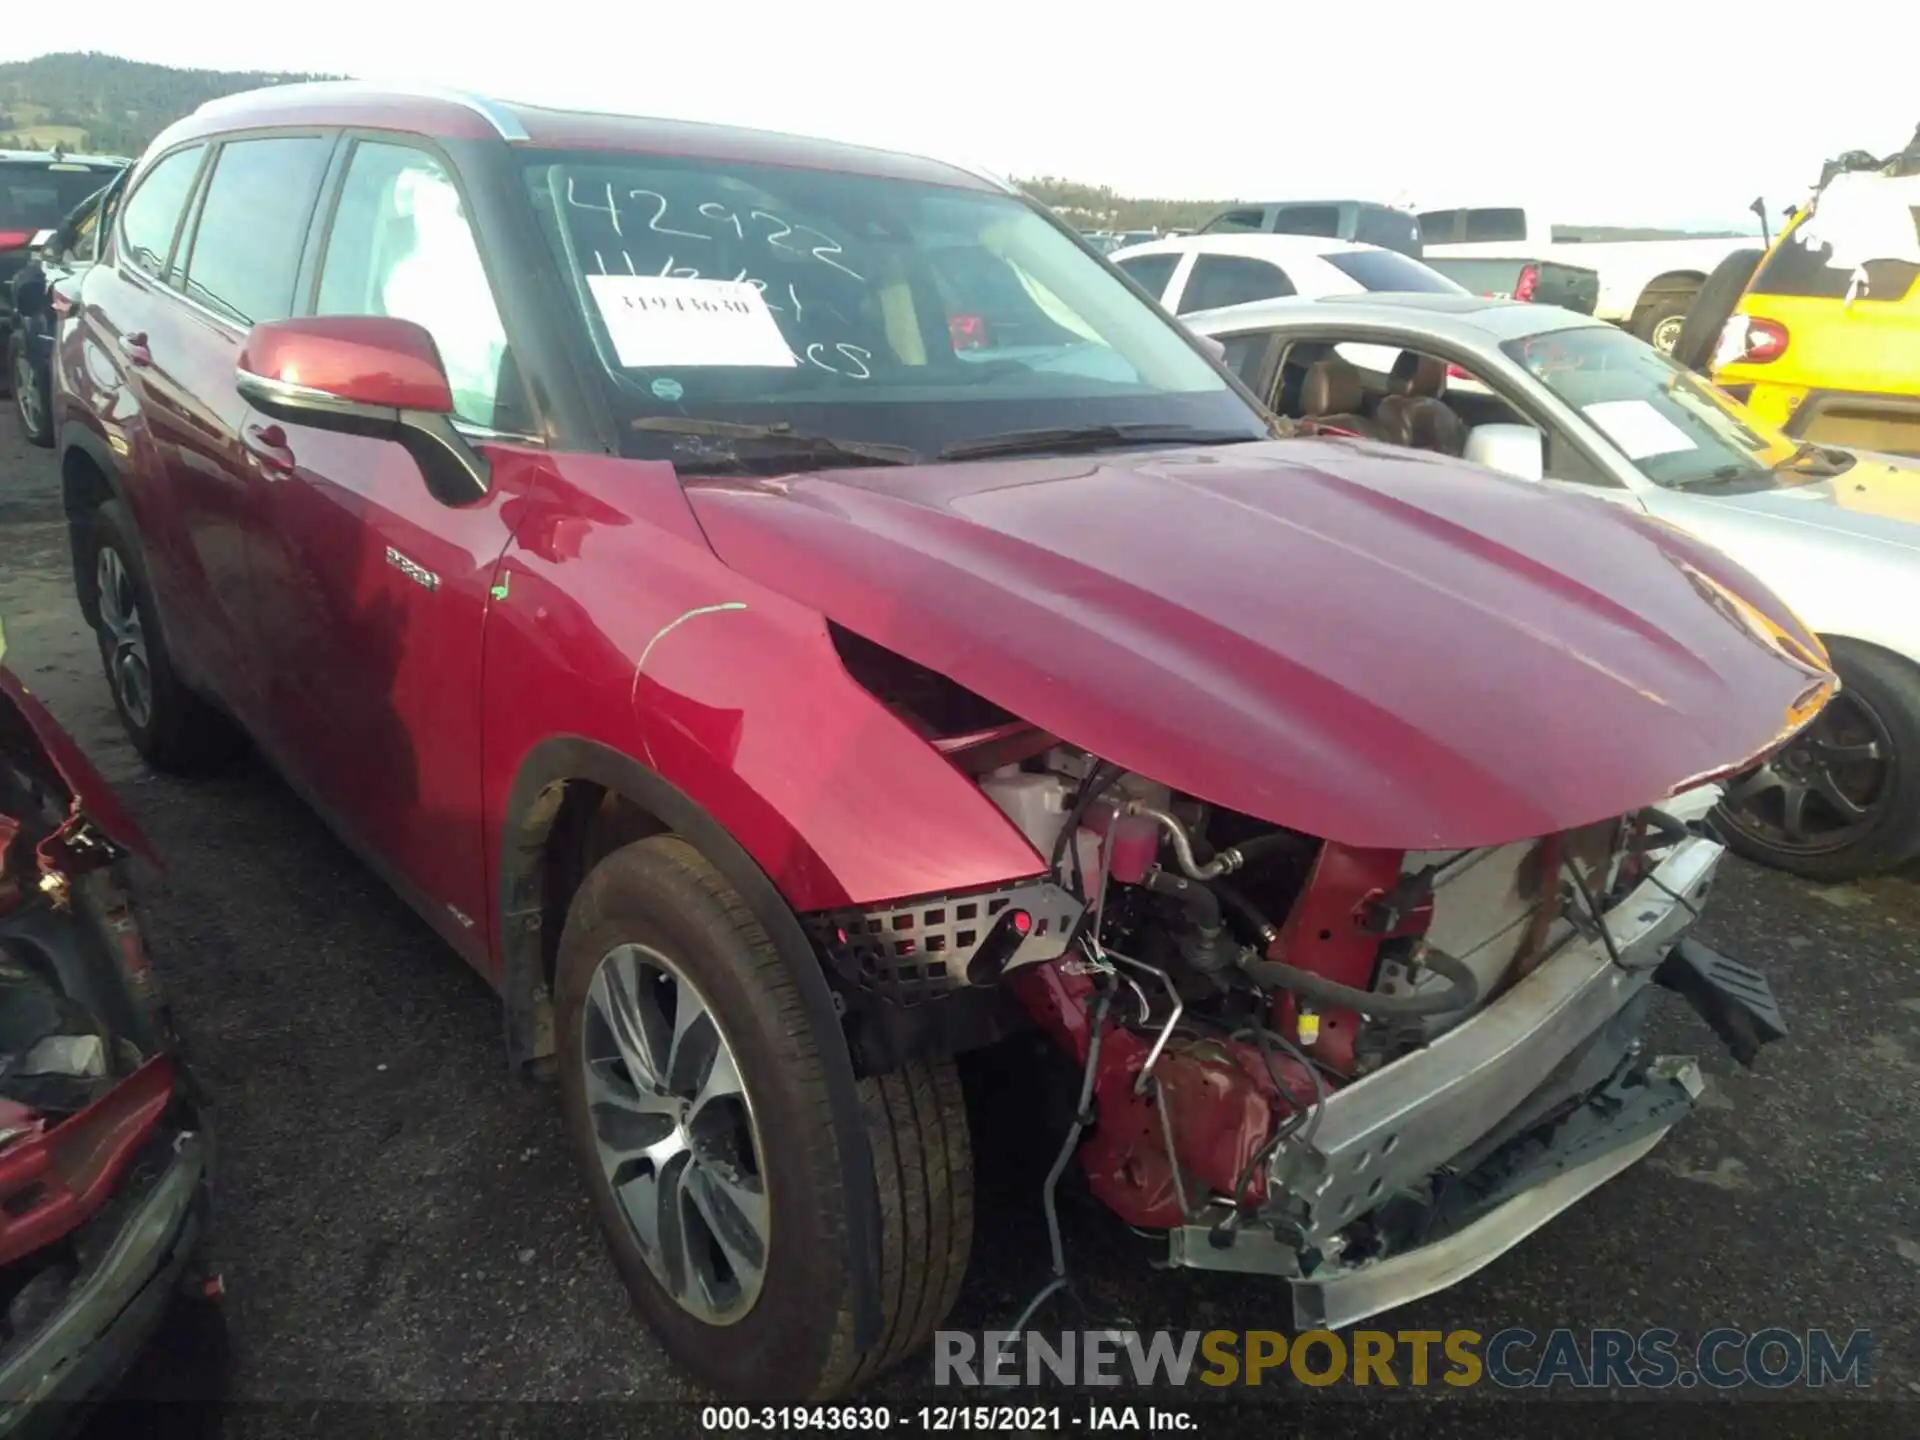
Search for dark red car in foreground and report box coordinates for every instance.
[55,82,1815,1399]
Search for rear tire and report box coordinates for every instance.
[1715,639,1920,881]
[83,501,246,772]
[8,332,52,447]
[1633,291,1696,355]
[1671,249,1765,374]
[554,835,973,1400]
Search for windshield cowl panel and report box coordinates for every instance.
[522,150,1267,465]
[1504,326,1809,492]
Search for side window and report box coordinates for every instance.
[1112,252,1179,301]
[179,136,332,326]
[1416,209,1462,244]
[317,141,515,429]
[1217,332,1274,390]
[1357,208,1421,255]
[1266,206,1343,239]
[1544,430,1615,486]
[1464,208,1528,242]
[1177,255,1296,315]
[117,147,205,280]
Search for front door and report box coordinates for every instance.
[242,137,530,969]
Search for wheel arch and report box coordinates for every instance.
[59,429,129,627]
[495,732,886,1345]
[1636,268,1710,307]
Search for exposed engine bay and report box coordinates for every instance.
[810,723,1790,1329]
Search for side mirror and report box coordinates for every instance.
[1464,422,1546,482]
[1194,332,1228,363]
[28,229,55,255]
[236,316,486,503]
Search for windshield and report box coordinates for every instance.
[1500,324,1820,489]
[522,152,1265,466]
[0,164,119,231]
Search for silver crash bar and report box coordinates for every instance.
[1269,833,1722,1251]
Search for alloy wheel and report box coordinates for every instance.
[581,942,769,1325]
[1651,315,1685,354]
[12,351,40,436]
[1716,690,1894,855]
[95,547,153,730]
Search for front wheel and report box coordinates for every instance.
[1715,640,1920,881]
[555,835,973,1400]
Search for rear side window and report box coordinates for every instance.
[180,136,332,326]
[1464,208,1527,242]
[1416,209,1462,243]
[1178,255,1296,314]
[1323,248,1464,294]
[117,147,205,280]
[1266,205,1342,239]
[1355,208,1421,255]
[1202,208,1265,234]
[1112,252,1179,300]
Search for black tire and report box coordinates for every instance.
[83,501,246,772]
[1671,249,1764,374]
[1632,290,1697,355]
[555,835,973,1401]
[1716,639,1920,881]
[7,331,52,447]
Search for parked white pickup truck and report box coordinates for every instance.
[1418,206,1763,352]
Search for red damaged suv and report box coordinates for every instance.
[56,83,1821,1398]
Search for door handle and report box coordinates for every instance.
[243,422,295,477]
[118,331,151,367]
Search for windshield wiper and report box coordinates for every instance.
[1772,440,1856,477]
[632,416,920,467]
[938,423,1262,462]
[1664,465,1766,491]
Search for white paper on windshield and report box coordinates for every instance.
[1581,400,1698,460]
[587,275,797,369]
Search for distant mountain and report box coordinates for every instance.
[0,50,337,156]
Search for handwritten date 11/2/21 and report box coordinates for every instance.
[564,179,865,281]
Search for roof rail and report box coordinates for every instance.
[193,80,529,142]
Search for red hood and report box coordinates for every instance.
[684,439,1833,849]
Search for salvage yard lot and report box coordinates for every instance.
[1,421,1916,1410]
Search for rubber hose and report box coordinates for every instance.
[1223,831,1295,867]
[1239,944,1479,1016]
[1211,880,1278,944]
[1142,868,1222,931]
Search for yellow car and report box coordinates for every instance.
[1675,137,1920,457]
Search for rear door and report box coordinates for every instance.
[69,144,239,688]
[240,135,533,966]
[145,132,336,719]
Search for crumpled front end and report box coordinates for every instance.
[804,704,1788,1331]
[0,660,209,1425]
[1169,815,1782,1329]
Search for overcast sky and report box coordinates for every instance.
[14,2,1914,231]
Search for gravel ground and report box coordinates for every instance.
[1,415,1916,1427]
